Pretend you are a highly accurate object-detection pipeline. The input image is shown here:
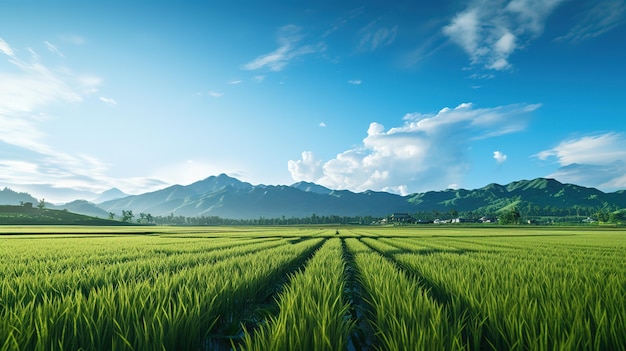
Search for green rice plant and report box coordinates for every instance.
[239,238,354,351]
[346,238,466,351]
[1,226,625,350]
[0,236,293,311]
[384,235,626,350]
[0,235,324,350]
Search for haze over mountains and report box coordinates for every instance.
[2,175,625,220]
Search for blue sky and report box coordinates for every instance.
[1,0,625,203]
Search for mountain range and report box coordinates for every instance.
[2,175,625,220]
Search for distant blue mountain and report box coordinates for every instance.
[96,175,626,219]
[290,181,332,195]
[51,200,111,219]
[4,175,626,220]
[0,187,38,205]
[93,188,129,203]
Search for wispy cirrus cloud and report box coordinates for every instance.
[556,0,626,42]
[358,18,398,51]
[289,102,540,195]
[0,41,87,151]
[322,7,364,38]
[44,41,64,57]
[0,142,167,202]
[242,25,322,72]
[348,79,362,85]
[194,89,226,99]
[0,38,15,56]
[535,132,626,191]
[99,96,117,105]
[536,133,626,165]
[0,38,165,202]
[59,34,86,46]
[403,31,449,68]
[443,0,565,70]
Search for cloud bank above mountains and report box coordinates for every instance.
[536,133,626,190]
[289,102,541,195]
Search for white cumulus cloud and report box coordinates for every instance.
[288,151,324,182]
[288,102,540,195]
[493,151,508,163]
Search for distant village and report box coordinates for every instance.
[380,213,498,225]
[379,212,599,226]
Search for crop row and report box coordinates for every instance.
[0,236,324,350]
[239,238,353,350]
[357,234,626,350]
[1,230,625,350]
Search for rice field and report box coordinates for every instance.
[1,225,625,350]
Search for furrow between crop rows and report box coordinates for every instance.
[238,238,354,351]
[346,238,467,350]
[1,228,625,351]
[0,237,293,312]
[360,236,626,350]
[340,238,376,351]
[0,237,325,350]
[204,237,326,349]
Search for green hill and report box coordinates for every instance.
[407,178,626,215]
[0,205,128,225]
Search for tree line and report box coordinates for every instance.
[150,213,379,226]
[109,202,625,226]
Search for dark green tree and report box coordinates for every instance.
[499,207,521,225]
[596,209,610,222]
[608,211,625,224]
[449,209,459,219]
[121,210,134,223]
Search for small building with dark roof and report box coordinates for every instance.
[390,213,414,223]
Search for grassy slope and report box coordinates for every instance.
[0,205,129,226]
